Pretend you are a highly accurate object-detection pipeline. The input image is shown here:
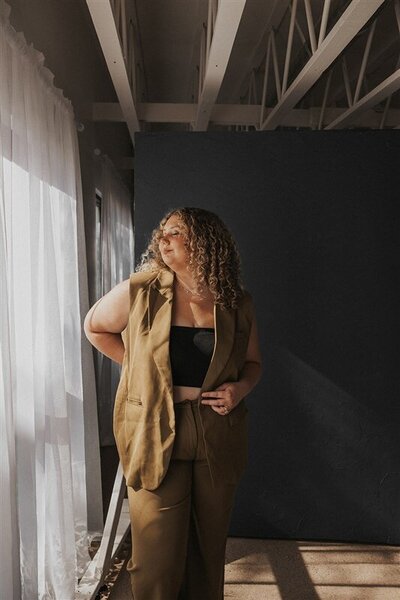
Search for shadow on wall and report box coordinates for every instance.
[232,344,400,545]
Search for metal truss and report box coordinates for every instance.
[251,0,400,130]
[325,0,400,128]
[88,0,400,141]
[257,0,387,130]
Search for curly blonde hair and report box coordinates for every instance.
[135,207,245,310]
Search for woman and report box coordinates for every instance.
[84,207,262,600]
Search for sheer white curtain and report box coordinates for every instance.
[0,2,90,598]
[96,153,134,446]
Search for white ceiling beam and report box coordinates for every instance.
[325,68,400,129]
[317,0,332,48]
[194,0,247,131]
[294,107,400,129]
[86,0,140,144]
[259,34,272,127]
[282,0,298,95]
[304,0,317,54]
[271,30,282,101]
[318,69,333,130]
[353,19,377,104]
[139,103,197,123]
[341,56,353,106]
[260,0,386,131]
[92,102,400,129]
[291,4,313,58]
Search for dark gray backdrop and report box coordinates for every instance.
[133,131,400,545]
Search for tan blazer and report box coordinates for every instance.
[113,268,254,491]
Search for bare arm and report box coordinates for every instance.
[83,278,131,366]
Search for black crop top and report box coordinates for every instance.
[169,325,215,387]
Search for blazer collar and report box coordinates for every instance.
[152,268,174,300]
[147,269,236,397]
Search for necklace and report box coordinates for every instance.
[175,276,208,300]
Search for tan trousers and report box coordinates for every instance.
[126,399,238,600]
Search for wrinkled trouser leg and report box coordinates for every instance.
[178,450,237,600]
[126,400,238,600]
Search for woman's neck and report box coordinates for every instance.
[173,270,213,302]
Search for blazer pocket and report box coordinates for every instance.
[127,395,143,406]
[125,396,144,425]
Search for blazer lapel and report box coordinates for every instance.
[148,269,174,398]
[200,303,236,393]
[148,268,236,398]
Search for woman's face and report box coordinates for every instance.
[158,214,189,270]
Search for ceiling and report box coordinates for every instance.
[86,0,400,152]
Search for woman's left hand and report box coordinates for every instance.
[201,381,246,416]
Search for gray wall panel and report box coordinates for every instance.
[134,131,400,544]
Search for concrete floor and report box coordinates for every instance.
[107,537,400,599]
